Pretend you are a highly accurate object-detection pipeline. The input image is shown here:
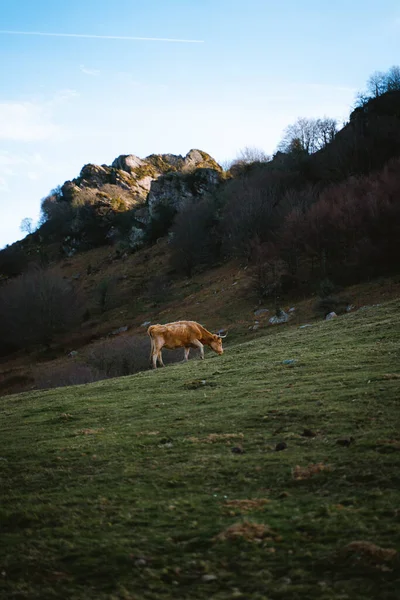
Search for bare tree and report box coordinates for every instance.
[386,65,400,91]
[314,118,338,148]
[366,71,388,98]
[226,146,270,175]
[20,217,35,235]
[235,146,270,164]
[356,65,400,106]
[278,117,337,155]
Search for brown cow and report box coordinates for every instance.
[148,320,226,369]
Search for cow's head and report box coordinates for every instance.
[210,332,226,355]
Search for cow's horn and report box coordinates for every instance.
[218,332,228,338]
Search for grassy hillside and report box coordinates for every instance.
[2,234,400,398]
[1,300,400,599]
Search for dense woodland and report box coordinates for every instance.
[1,67,400,363]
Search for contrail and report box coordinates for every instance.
[0,30,204,43]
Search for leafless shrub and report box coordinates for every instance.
[34,363,101,389]
[0,266,83,350]
[226,147,271,175]
[314,295,350,318]
[87,335,184,377]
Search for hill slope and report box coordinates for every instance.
[1,300,400,599]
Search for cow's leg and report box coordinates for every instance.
[150,338,158,369]
[192,339,204,359]
[152,340,164,369]
[152,348,158,369]
[183,347,190,361]
[157,349,165,367]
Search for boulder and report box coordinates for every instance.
[111,326,128,335]
[269,311,289,325]
[79,163,111,187]
[111,154,145,172]
[61,180,81,201]
[325,312,337,321]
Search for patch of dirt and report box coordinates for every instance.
[213,520,280,544]
[75,428,105,435]
[292,462,332,480]
[375,439,400,452]
[339,541,397,569]
[223,499,270,515]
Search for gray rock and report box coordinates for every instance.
[202,574,218,582]
[61,180,81,200]
[269,311,289,325]
[79,163,111,187]
[68,351,78,358]
[111,326,128,335]
[325,312,337,321]
[129,226,145,250]
[112,154,145,172]
[358,304,382,311]
[134,558,147,567]
[299,324,313,329]
[147,167,222,216]
[141,321,151,327]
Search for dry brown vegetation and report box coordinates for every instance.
[1,234,400,397]
[213,521,280,544]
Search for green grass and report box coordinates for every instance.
[1,301,400,599]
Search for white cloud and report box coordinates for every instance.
[0,151,45,188]
[80,65,100,76]
[0,90,79,142]
[0,101,60,141]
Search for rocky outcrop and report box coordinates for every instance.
[59,149,222,219]
[48,149,224,254]
[61,180,82,201]
[147,167,223,216]
[182,149,222,172]
[111,154,146,172]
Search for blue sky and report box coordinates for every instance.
[1,0,399,247]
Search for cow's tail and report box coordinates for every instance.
[148,326,155,363]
